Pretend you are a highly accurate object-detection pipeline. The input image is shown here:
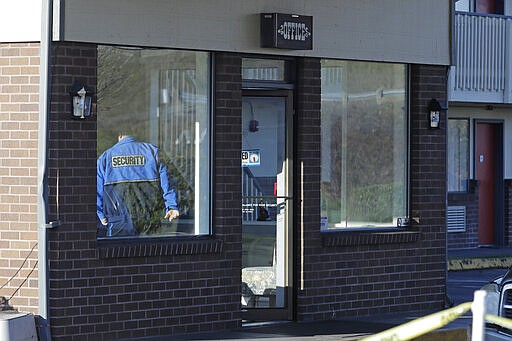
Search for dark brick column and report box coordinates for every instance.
[294,57,323,320]
[409,64,448,233]
[46,42,99,340]
[409,63,448,289]
[214,52,243,244]
[212,51,244,324]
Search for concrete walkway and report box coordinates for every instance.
[135,314,469,340]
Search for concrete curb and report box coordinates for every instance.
[448,257,512,271]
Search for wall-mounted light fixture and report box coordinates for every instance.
[69,81,93,119]
[249,119,259,132]
[427,98,447,129]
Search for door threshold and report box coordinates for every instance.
[242,320,292,328]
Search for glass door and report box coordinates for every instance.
[241,91,293,321]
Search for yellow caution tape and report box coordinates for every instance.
[486,314,512,330]
[359,302,472,341]
[448,257,512,271]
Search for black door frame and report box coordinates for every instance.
[240,89,294,322]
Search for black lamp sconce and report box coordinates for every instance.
[427,98,447,129]
[69,81,93,119]
[249,119,259,132]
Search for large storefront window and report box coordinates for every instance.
[97,46,210,238]
[447,118,469,192]
[320,60,407,229]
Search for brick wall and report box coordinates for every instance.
[46,42,100,340]
[4,41,450,338]
[0,43,40,314]
[448,175,512,250]
[447,190,479,248]
[46,44,241,340]
[506,180,512,245]
[294,62,448,321]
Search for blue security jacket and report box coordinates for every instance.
[97,136,178,234]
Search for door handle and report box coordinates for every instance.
[276,197,291,211]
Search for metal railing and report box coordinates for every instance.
[450,12,512,103]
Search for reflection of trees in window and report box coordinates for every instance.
[97,46,210,236]
[321,60,406,227]
[97,48,202,153]
[97,47,158,153]
[158,69,200,217]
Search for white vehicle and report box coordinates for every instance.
[481,267,512,340]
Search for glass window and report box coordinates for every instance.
[455,0,472,12]
[320,60,407,230]
[242,58,286,81]
[96,46,211,239]
[456,0,504,14]
[448,118,469,192]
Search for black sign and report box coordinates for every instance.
[260,13,313,50]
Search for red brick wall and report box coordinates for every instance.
[0,42,40,314]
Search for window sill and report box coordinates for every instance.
[97,236,223,259]
[321,228,421,247]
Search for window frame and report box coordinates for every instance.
[319,59,410,231]
[95,45,214,241]
[447,117,470,193]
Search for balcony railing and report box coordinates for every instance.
[449,12,512,103]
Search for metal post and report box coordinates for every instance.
[37,0,53,339]
[471,290,487,341]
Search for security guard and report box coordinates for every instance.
[97,135,179,236]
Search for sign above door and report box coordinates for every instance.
[260,13,313,50]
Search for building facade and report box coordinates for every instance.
[447,0,512,248]
[0,1,451,340]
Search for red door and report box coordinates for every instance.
[476,0,496,14]
[476,123,496,245]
